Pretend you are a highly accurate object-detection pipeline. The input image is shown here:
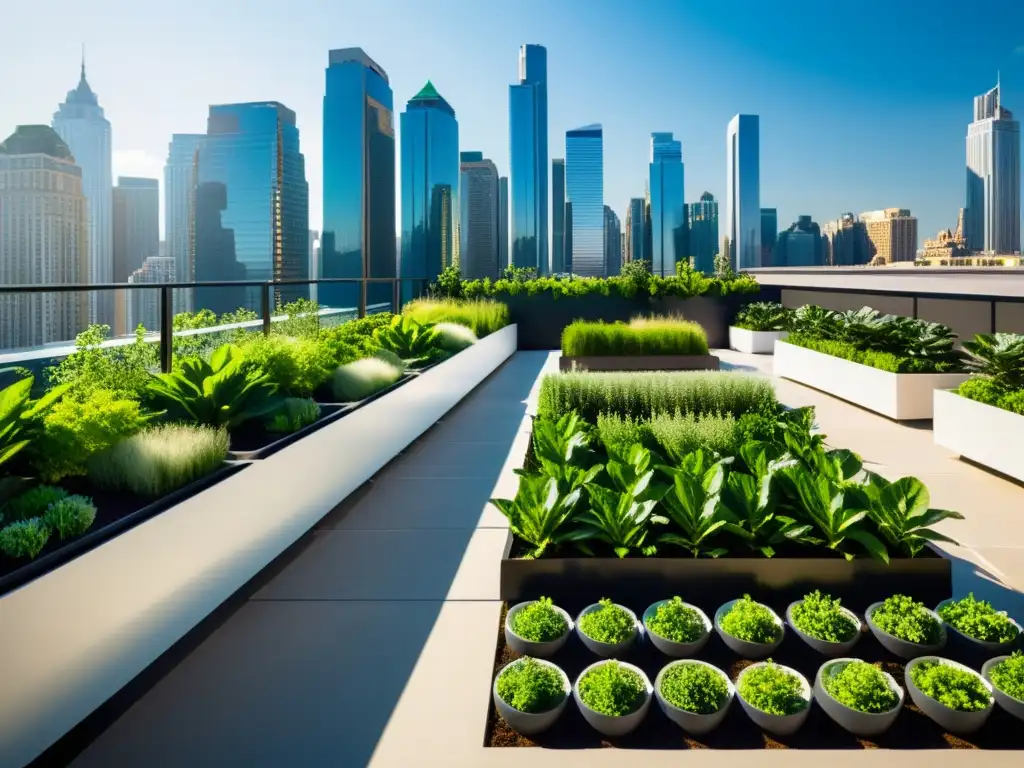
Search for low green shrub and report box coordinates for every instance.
[46,324,157,401]
[737,661,807,716]
[495,658,566,714]
[331,357,404,402]
[402,298,509,337]
[937,594,1019,644]
[0,518,51,559]
[870,595,941,645]
[577,661,647,716]
[316,314,390,364]
[510,597,568,643]
[596,411,740,458]
[88,424,228,498]
[578,599,635,644]
[909,660,991,712]
[786,335,904,372]
[719,596,780,644]
[957,377,1024,415]
[733,302,791,332]
[790,591,858,643]
[989,652,1024,701]
[821,661,898,713]
[264,398,321,434]
[42,495,97,540]
[658,662,729,714]
[645,597,705,643]
[2,486,68,523]
[432,322,478,353]
[562,317,709,357]
[238,335,336,397]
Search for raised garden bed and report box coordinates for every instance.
[729,327,787,354]
[933,388,1024,483]
[559,355,721,372]
[228,406,352,460]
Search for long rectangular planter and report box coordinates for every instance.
[227,404,354,460]
[934,388,1024,482]
[558,354,720,372]
[773,340,969,420]
[729,327,787,354]
[0,324,518,768]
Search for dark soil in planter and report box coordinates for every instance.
[485,602,1023,750]
[228,404,350,460]
[312,373,415,409]
[0,463,247,597]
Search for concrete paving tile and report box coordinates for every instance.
[968,546,1024,598]
[381,439,525,480]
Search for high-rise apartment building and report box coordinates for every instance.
[113,177,159,335]
[498,176,509,273]
[194,101,309,315]
[459,150,499,280]
[688,192,719,274]
[552,158,566,273]
[509,44,548,274]
[126,256,175,332]
[565,124,604,277]
[648,132,685,276]
[726,114,761,269]
[52,59,112,324]
[822,213,869,266]
[775,216,823,267]
[604,205,621,277]
[625,197,645,264]
[164,133,203,312]
[760,208,777,266]
[860,208,918,264]
[323,48,395,310]
[0,126,88,349]
[966,82,1020,253]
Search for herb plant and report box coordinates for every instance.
[909,660,991,712]
[645,597,705,644]
[495,658,567,714]
[733,302,791,332]
[657,453,730,557]
[989,652,1024,701]
[719,596,781,644]
[577,661,647,716]
[871,595,942,645]
[510,597,568,643]
[237,334,336,397]
[790,591,858,643]
[264,398,321,434]
[490,474,582,559]
[960,333,1024,391]
[2,485,68,523]
[658,662,729,715]
[738,661,808,716]
[578,599,636,644]
[822,661,899,713]
[862,476,962,557]
[42,495,97,540]
[561,318,709,357]
[372,315,442,366]
[0,518,51,559]
[938,594,1019,644]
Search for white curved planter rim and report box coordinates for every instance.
[642,600,712,657]
[736,662,812,736]
[904,656,994,734]
[714,599,784,658]
[934,598,1022,654]
[814,658,904,736]
[655,659,735,734]
[504,601,574,657]
[573,660,653,737]
[575,603,641,657]
[786,600,862,657]
[865,601,947,659]
[492,657,571,735]
[981,655,1024,723]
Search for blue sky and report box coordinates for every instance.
[2,0,1023,245]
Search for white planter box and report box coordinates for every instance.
[934,388,1024,482]
[729,327,788,354]
[773,341,969,420]
[0,324,517,768]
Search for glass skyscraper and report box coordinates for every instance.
[760,207,778,266]
[625,197,645,264]
[552,158,566,273]
[193,101,309,316]
[648,132,685,276]
[604,205,621,277]
[498,176,509,272]
[565,124,604,277]
[966,83,1020,253]
[459,151,499,280]
[165,133,204,312]
[687,192,719,274]
[509,44,548,274]
[726,114,761,270]
[322,48,396,310]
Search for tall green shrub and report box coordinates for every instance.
[561,318,709,357]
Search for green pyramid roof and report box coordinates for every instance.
[407,80,455,118]
[411,80,441,102]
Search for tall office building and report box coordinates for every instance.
[509,44,549,274]
[498,176,509,272]
[687,192,719,274]
[624,197,645,264]
[459,150,499,280]
[648,132,685,276]
[760,208,777,267]
[52,58,112,324]
[775,215,823,267]
[113,177,159,335]
[552,158,566,273]
[308,230,320,303]
[822,213,869,266]
[604,205,621,277]
[323,48,395,310]
[966,82,1021,253]
[565,124,604,277]
[194,101,309,316]
[725,114,761,269]
[0,126,88,349]
[860,208,918,264]
[126,256,175,332]
[164,134,203,312]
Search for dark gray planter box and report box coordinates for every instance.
[558,354,720,372]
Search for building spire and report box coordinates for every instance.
[81,43,86,82]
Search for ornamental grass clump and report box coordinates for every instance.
[577,661,647,716]
[495,658,567,714]
[511,597,568,643]
[938,593,1020,645]
[720,596,781,644]
[791,591,858,643]
[645,597,705,644]
[402,298,509,337]
[822,661,899,714]
[0,518,50,559]
[658,663,729,715]
[432,322,478,353]
[738,661,808,716]
[42,495,97,540]
[909,660,991,712]
[561,317,709,357]
[989,652,1024,701]
[871,595,941,645]
[330,357,404,402]
[578,599,635,644]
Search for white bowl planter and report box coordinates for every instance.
[814,659,904,737]
[575,603,641,657]
[504,601,574,658]
[981,655,1024,723]
[654,660,734,735]
[642,600,712,657]
[714,599,784,659]
[865,602,947,659]
[904,656,994,734]
[934,388,1024,482]
[573,660,653,737]
[736,662,812,736]
[729,327,788,354]
[492,658,571,736]
[785,600,862,657]
[934,599,1022,657]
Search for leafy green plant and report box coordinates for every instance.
[42,495,97,540]
[821,661,899,713]
[989,652,1024,701]
[402,298,509,337]
[264,398,321,434]
[734,302,791,332]
[238,334,336,397]
[657,452,730,557]
[578,599,636,644]
[87,424,228,498]
[790,591,858,643]
[645,411,740,460]
[737,661,807,716]
[861,475,962,557]
[870,595,941,645]
[570,484,661,558]
[561,317,709,357]
[909,660,991,712]
[331,357,405,402]
[0,517,50,559]
[577,661,647,716]
[316,313,392,365]
[373,315,442,365]
[271,298,322,339]
[3,485,68,524]
[719,595,781,644]
[495,658,567,714]
[645,597,705,643]
[46,324,157,401]
[528,412,602,493]
[960,333,1024,391]
[937,594,1019,644]
[658,662,729,714]
[432,322,478,352]
[0,375,67,487]
[510,597,568,642]
[490,474,582,559]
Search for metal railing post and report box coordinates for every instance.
[261,283,272,335]
[160,285,173,373]
[359,279,367,319]
[393,279,400,314]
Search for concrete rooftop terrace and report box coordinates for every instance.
[63,349,1024,768]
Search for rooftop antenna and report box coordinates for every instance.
[81,43,86,80]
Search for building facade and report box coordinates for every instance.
[760,208,777,267]
[624,197,645,264]
[822,213,869,266]
[509,44,548,274]
[860,208,918,264]
[920,210,968,261]
[966,83,1021,253]
[688,192,719,274]
[648,132,685,276]
[164,133,203,312]
[604,205,621,277]
[113,176,160,335]
[126,256,175,332]
[498,176,509,273]
[552,158,566,274]
[459,150,499,280]
[565,124,604,277]
[775,215,823,267]
[725,114,761,269]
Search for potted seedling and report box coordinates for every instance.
[505,597,574,657]
[576,599,641,657]
[982,651,1024,723]
[936,594,1021,655]
[714,595,784,658]
[814,659,904,736]
[643,597,712,657]
[654,660,734,735]
[573,659,653,737]
[866,595,946,659]
[492,657,572,735]
[735,660,812,736]
[786,590,862,657]
[905,656,994,734]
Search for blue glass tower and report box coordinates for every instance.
[687,192,719,274]
[649,132,685,276]
[726,114,761,269]
[552,158,565,273]
[193,101,309,316]
[565,124,604,277]
[400,81,459,302]
[322,48,396,311]
[509,44,548,275]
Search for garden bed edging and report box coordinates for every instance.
[933,388,1024,482]
[729,327,787,354]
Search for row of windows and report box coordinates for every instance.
[0,170,81,193]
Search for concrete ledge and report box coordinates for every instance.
[0,324,517,768]
[729,327,787,354]
[558,354,720,372]
[934,388,1024,482]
